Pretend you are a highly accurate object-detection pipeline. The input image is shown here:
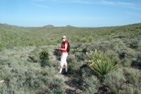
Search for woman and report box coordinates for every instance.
[59,35,69,74]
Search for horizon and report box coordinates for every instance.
[0,0,141,27]
[1,22,141,28]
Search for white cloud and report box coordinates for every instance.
[101,0,137,8]
[49,0,140,10]
[30,0,140,10]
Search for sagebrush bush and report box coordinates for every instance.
[104,69,126,94]
[28,48,42,63]
[120,57,132,67]
[123,68,141,89]
[137,40,141,51]
[68,61,81,75]
[0,51,64,94]
[81,76,100,94]
[129,39,138,49]
[0,44,4,51]
[111,39,127,53]
[28,47,50,67]
[103,68,141,94]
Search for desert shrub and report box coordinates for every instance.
[110,38,139,64]
[81,76,100,94]
[44,66,57,76]
[111,39,127,53]
[103,68,141,94]
[28,48,42,63]
[131,55,141,70]
[129,39,138,49]
[74,51,86,62]
[120,57,132,67]
[104,69,126,94]
[0,44,4,51]
[68,61,80,75]
[67,45,89,75]
[83,41,114,53]
[71,43,86,61]
[46,90,63,94]
[124,85,135,94]
[80,37,87,43]
[87,49,118,81]
[67,54,77,62]
[49,78,64,89]
[39,49,49,67]
[87,37,93,42]
[0,65,11,80]
[0,58,12,80]
[125,48,138,59]
[28,47,50,67]
[83,43,96,52]
[123,68,141,89]
[82,37,93,43]
[119,84,141,94]
[97,41,113,51]
[137,40,141,51]
[24,73,64,94]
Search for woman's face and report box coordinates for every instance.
[62,38,66,42]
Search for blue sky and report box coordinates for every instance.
[0,0,141,27]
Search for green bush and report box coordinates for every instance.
[123,68,141,89]
[120,57,132,67]
[103,68,141,94]
[129,39,138,49]
[137,40,141,51]
[104,69,126,94]
[0,44,4,51]
[28,48,42,63]
[81,76,100,94]
[28,47,50,67]
[111,39,127,53]
[39,49,49,67]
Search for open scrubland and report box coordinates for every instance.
[0,23,141,94]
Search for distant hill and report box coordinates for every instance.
[43,24,54,27]
[0,23,140,28]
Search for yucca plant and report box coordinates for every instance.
[87,49,118,81]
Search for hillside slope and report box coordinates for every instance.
[0,23,141,94]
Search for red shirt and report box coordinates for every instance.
[61,41,68,53]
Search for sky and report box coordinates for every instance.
[0,0,141,27]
